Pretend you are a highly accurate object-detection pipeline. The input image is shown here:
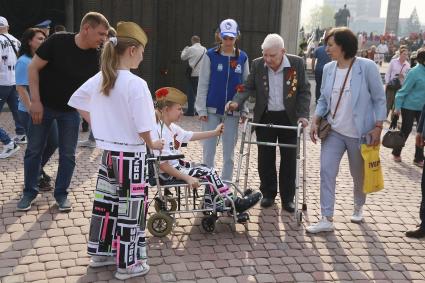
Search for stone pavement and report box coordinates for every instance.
[1,96,425,283]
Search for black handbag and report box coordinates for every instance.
[382,115,405,149]
[387,77,401,90]
[185,65,192,78]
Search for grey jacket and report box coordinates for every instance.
[232,54,311,125]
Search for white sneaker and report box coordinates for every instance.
[89,255,116,267]
[0,141,20,159]
[78,139,96,148]
[14,135,27,144]
[306,217,335,234]
[115,261,150,280]
[351,205,363,223]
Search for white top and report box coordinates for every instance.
[385,58,410,84]
[376,43,389,55]
[266,55,291,111]
[180,43,207,77]
[0,33,20,85]
[151,122,193,168]
[68,70,156,152]
[328,68,359,138]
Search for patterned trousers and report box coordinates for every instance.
[87,150,148,269]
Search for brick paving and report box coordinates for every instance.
[1,83,425,282]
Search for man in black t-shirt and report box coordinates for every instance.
[17,12,109,212]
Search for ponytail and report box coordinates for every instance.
[100,37,141,96]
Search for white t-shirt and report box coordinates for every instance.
[0,33,20,85]
[151,122,193,168]
[68,70,156,152]
[328,68,359,138]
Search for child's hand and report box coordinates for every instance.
[185,176,200,189]
[151,139,165,150]
[215,123,224,136]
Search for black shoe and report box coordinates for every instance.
[234,192,262,213]
[406,227,425,238]
[260,197,274,208]
[282,201,295,213]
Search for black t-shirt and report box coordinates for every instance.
[36,32,100,111]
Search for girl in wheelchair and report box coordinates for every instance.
[151,87,262,216]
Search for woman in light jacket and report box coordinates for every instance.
[392,48,425,167]
[308,27,387,234]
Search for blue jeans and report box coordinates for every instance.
[201,113,239,181]
[0,85,25,136]
[18,110,58,168]
[24,108,80,200]
[0,127,11,145]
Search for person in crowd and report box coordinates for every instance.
[312,42,331,102]
[385,45,410,116]
[308,27,386,233]
[34,19,51,36]
[392,48,425,167]
[376,39,389,66]
[15,27,58,189]
[227,33,311,211]
[406,102,425,238]
[79,26,117,148]
[152,87,261,215]
[0,16,25,158]
[68,21,163,280]
[180,35,206,116]
[410,50,418,68]
[367,45,376,62]
[17,12,109,212]
[54,25,66,33]
[195,18,249,182]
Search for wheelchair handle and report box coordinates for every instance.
[156,154,185,161]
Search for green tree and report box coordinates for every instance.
[305,4,335,31]
[406,7,421,34]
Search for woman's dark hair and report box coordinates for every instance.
[18,28,46,57]
[416,48,425,65]
[325,27,358,59]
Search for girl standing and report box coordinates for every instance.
[195,18,249,181]
[68,22,163,280]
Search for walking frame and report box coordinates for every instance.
[235,119,307,224]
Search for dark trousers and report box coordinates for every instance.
[421,165,425,229]
[256,111,296,203]
[392,108,424,162]
[315,71,323,103]
[186,76,198,115]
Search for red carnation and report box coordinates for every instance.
[230,59,238,69]
[235,84,245,93]
[155,88,168,99]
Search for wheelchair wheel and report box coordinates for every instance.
[154,198,177,212]
[147,212,173,237]
[201,215,217,233]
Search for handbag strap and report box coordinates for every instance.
[192,49,205,69]
[0,34,18,57]
[331,57,356,119]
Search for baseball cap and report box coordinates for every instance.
[219,19,238,38]
[0,16,9,27]
[35,19,51,29]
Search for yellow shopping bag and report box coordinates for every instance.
[361,144,384,194]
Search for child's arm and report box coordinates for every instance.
[159,162,200,188]
[190,123,223,141]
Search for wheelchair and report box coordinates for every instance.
[145,154,256,237]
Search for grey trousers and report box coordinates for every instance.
[320,131,366,217]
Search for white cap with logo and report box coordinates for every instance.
[219,19,238,38]
[0,16,9,27]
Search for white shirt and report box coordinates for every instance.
[376,43,389,55]
[0,33,20,85]
[68,70,156,152]
[328,68,359,138]
[385,58,410,84]
[266,55,291,111]
[181,43,207,77]
[150,122,193,168]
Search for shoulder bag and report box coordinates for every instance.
[317,58,356,140]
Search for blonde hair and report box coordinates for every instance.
[154,100,178,123]
[80,12,109,30]
[100,37,141,96]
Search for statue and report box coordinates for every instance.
[334,4,351,27]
